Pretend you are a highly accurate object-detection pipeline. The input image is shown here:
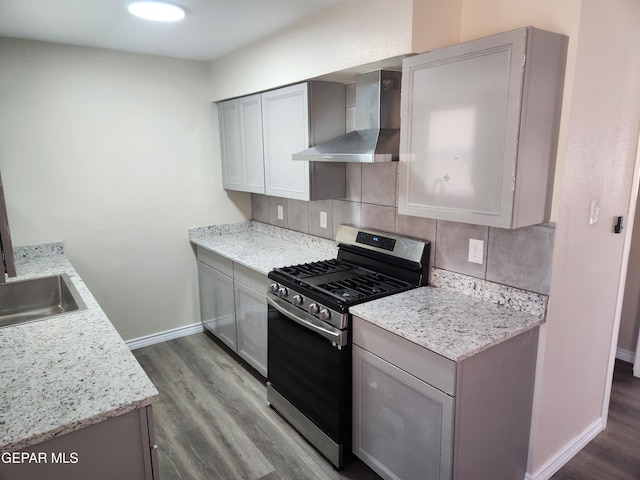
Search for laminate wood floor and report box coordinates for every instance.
[134,334,640,480]
[551,360,640,480]
[133,332,382,480]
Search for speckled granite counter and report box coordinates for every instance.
[350,286,544,362]
[0,243,158,453]
[190,221,545,363]
[189,221,337,275]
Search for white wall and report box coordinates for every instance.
[619,202,640,356]
[526,1,640,476]
[2,1,639,476]
[206,1,640,478]
[0,38,251,341]
[458,0,640,476]
[209,0,462,102]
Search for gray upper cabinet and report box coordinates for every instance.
[219,94,265,194]
[398,27,568,229]
[219,82,347,201]
[261,82,347,201]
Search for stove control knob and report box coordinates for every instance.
[319,309,331,322]
[277,287,289,298]
[269,283,280,294]
[293,295,304,306]
[309,303,320,315]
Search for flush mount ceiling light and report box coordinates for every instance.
[128,1,186,22]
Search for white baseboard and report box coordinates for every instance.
[616,347,635,364]
[525,417,606,480]
[126,322,204,350]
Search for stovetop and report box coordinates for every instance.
[270,258,415,308]
[267,225,430,324]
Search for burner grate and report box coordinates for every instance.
[315,272,413,304]
[275,259,357,280]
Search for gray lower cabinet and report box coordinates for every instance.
[196,246,268,376]
[198,252,237,351]
[0,407,158,480]
[353,345,454,480]
[234,281,268,377]
[352,316,539,480]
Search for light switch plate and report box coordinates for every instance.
[589,199,600,225]
[468,239,484,264]
[277,205,284,220]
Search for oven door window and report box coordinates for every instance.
[268,304,350,443]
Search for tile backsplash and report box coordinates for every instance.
[250,160,555,296]
[249,82,554,296]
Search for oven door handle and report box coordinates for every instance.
[267,295,347,347]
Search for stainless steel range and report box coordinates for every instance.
[266,225,430,469]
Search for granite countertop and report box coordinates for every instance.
[191,221,546,363]
[350,286,544,362]
[0,243,158,453]
[189,221,337,275]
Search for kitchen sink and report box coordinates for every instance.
[0,274,87,328]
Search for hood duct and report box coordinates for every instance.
[293,70,402,163]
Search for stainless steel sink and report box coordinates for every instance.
[0,274,88,328]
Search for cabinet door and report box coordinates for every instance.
[219,98,244,191]
[239,94,265,193]
[234,282,268,377]
[398,27,565,228]
[219,95,265,194]
[198,261,237,351]
[262,83,311,200]
[353,345,453,480]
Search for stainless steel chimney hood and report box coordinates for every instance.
[293,70,401,162]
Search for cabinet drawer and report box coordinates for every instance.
[233,262,270,294]
[353,316,456,395]
[196,246,233,277]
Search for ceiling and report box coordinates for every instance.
[0,0,345,61]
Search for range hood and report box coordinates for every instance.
[293,70,401,163]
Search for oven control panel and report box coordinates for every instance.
[336,224,430,265]
[356,231,396,251]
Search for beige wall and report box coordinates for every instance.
[208,1,640,477]
[208,0,463,102]
[619,201,640,353]
[2,0,638,477]
[526,0,640,476]
[0,38,251,341]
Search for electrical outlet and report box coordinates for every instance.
[277,205,284,220]
[468,239,484,264]
[320,211,328,229]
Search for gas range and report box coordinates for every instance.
[267,225,430,331]
[266,225,430,469]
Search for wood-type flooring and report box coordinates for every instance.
[550,359,640,480]
[134,333,640,480]
[133,332,381,480]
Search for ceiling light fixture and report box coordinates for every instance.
[128,1,186,22]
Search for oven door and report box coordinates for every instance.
[266,294,350,468]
